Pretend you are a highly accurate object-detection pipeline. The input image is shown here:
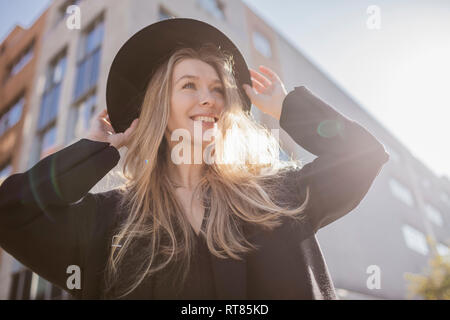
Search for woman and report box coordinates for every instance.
[0,18,389,300]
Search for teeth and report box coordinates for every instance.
[192,116,215,123]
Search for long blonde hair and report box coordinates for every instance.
[103,43,310,298]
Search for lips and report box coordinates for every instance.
[190,114,219,123]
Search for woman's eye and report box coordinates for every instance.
[215,87,224,94]
[183,82,195,89]
[182,82,224,94]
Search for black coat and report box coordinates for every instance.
[0,86,389,299]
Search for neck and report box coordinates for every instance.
[165,141,206,189]
[167,160,205,190]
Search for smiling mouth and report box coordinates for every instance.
[190,115,219,123]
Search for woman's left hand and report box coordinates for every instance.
[242,65,288,121]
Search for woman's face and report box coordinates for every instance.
[167,58,225,151]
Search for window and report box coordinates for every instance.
[0,96,25,135]
[158,6,176,21]
[389,178,415,207]
[10,271,68,300]
[39,125,57,159]
[73,18,104,101]
[441,193,450,205]
[9,269,33,300]
[252,30,272,58]
[437,243,449,257]
[8,97,24,127]
[31,275,66,300]
[67,93,96,143]
[32,274,49,300]
[401,225,429,255]
[4,42,34,82]
[197,0,225,20]
[424,204,443,227]
[384,145,400,164]
[0,163,12,177]
[38,53,67,131]
[0,163,12,184]
[11,43,34,76]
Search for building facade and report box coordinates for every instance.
[0,0,448,299]
[0,7,49,300]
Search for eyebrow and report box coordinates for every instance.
[175,75,222,86]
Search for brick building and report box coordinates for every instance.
[0,7,49,300]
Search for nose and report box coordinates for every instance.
[199,89,216,107]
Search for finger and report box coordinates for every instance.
[99,116,114,132]
[100,117,111,125]
[251,77,265,93]
[124,119,138,138]
[130,118,139,129]
[249,68,271,86]
[243,84,255,99]
[96,108,107,121]
[101,109,110,120]
[100,111,112,125]
[259,65,281,83]
[249,68,271,87]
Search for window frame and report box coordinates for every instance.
[38,123,58,160]
[0,92,25,136]
[66,91,97,144]
[158,5,176,20]
[401,224,429,256]
[197,0,226,20]
[72,15,104,103]
[37,50,67,133]
[2,40,35,84]
[252,30,272,58]
[0,161,12,184]
[8,268,33,300]
[424,203,444,227]
[388,176,415,208]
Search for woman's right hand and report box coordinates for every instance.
[85,108,139,150]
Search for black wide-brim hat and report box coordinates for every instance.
[106,18,252,133]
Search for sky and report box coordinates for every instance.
[242,0,450,180]
[0,0,51,43]
[1,0,449,179]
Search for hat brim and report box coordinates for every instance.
[106,18,252,133]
